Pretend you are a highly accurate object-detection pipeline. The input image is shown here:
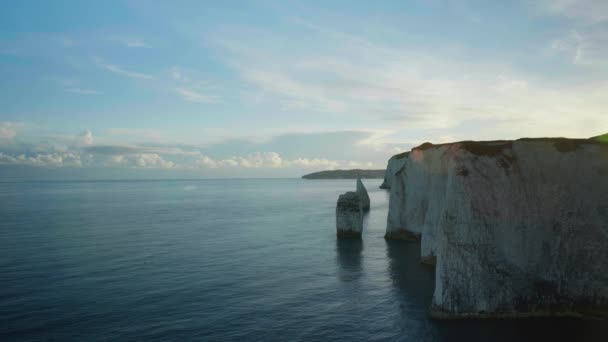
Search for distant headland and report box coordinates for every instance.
[302,169,385,179]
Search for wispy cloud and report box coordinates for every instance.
[104,63,153,79]
[94,57,153,80]
[238,67,346,112]
[126,39,149,48]
[105,35,151,48]
[175,87,217,103]
[46,34,75,47]
[84,144,200,156]
[52,78,103,95]
[105,128,165,142]
[550,29,608,68]
[46,130,94,148]
[65,88,103,95]
[538,0,608,22]
[214,20,608,139]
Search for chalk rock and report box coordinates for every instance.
[379,152,409,189]
[384,137,608,318]
[336,191,363,238]
[356,178,370,211]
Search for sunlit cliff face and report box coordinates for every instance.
[384,138,608,318]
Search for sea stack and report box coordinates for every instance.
[336,192,363,238]
[384,136,608,319]
[356,178,370,211]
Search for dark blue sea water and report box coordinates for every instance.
[1,179,606,341]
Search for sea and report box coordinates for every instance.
[1,179,606,341]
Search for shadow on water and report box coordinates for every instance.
[385,241,608,342]
[435,316,608,342]
[335,239,363,282]
[385,239,442,342]
[385,240,435,311]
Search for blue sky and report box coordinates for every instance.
[1,0,607,179]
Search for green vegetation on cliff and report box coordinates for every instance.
[591,133,608,143]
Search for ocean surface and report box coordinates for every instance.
[1,179,606,341]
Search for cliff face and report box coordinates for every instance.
[384,137,608,318]
[379,152,409,189]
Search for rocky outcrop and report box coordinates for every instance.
[384,137,608,319]
[356,178,370,211]
[379,152,409,189]
[336,192,364,238]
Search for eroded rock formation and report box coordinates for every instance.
[336,191,364,238]
[384,137,608,319]
[356,178,370,211]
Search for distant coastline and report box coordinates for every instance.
[302,169,385,179]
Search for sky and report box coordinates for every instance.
[0,0,607,179]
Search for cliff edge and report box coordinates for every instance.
[384,136,608,319]
[379,152,409,189]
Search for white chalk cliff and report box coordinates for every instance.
[379,152,408,189]
[384,137,608,318]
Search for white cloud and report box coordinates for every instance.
[196,155,219,168]
[126,39,149,48]
[237,152,283,168]
[132,153,174,168]
[94,57,153,80]
[195,152,282,169]
[79,130,94,145]
[1,133,378,171]
[288,157,340,169]
[195,152,375,170]
[0,151,82,167]
[104,153,175,169]
[176,87,217,103]
[0,122,19,141]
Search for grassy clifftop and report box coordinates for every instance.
[592,133,608,143]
